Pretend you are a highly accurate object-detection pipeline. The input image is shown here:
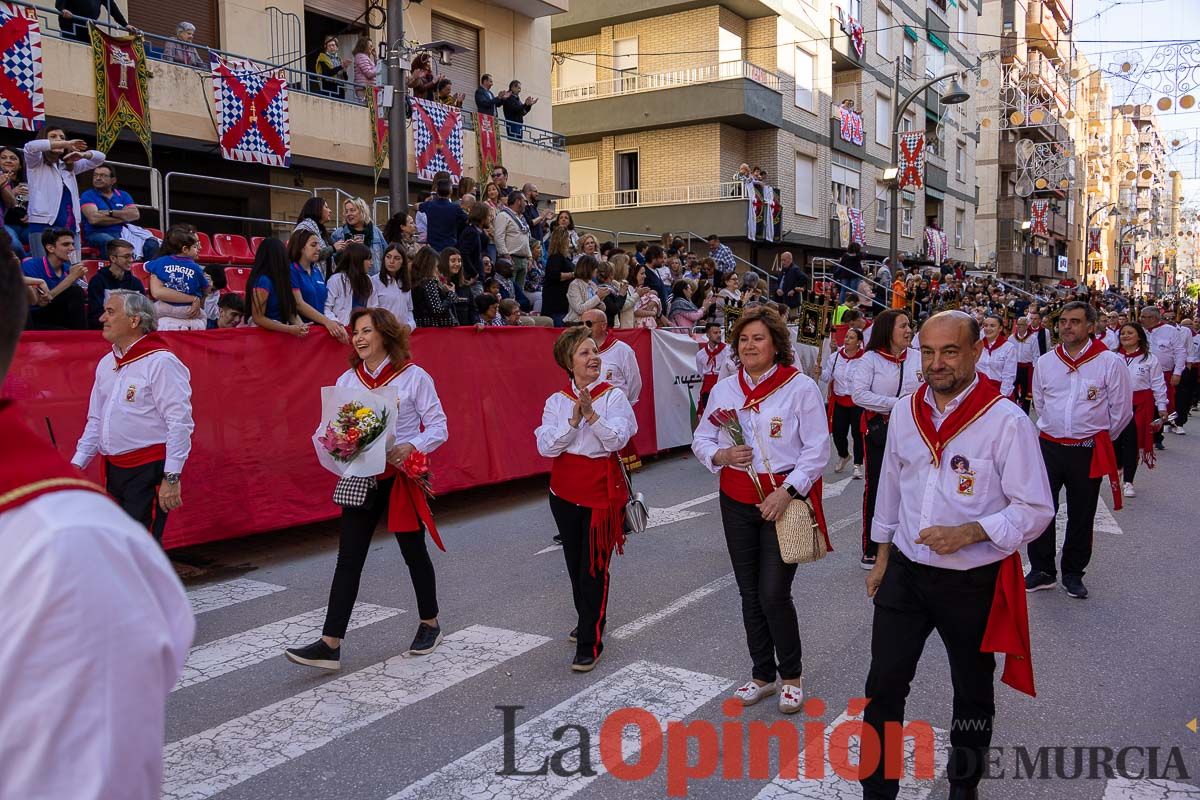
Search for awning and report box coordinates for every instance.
[904,25,919,41]
[925,186,946,200]
[928,31,949,52]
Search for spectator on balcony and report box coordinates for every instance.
[1,147,29,255]
[332,197,385,276]
[86,238,143,329]
[163,22,205,69]
[494,191,532,306]
[475,73,510,117]
[541,226,573,325]
[24,127,105,256]
[295,197,339,266]
[244,238,305,335]
[434,78,465,108]
[456,201,490,282]
[566,255,609,324]
[731,163,752,197]
[21,227,86,330]
[407,53,437,101]
[56,0,135,44]
[411,245,456,327]
[706,234,736,273]
[352,35,378,101]
[314,36,348,99]
[501,81,538,140]
[324,242,380,326]
[80,164,158,261]
[381,210,420,259]
[376,243,416,329]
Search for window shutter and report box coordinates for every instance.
[430,14,480,114]
[128,0,218,48]
[304,0,366,23]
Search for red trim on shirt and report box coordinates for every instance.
[1051,337,1108,372]
[700,342,727,370]
[983,334,1009,354]
[354,359,412,389]
[559,381,614,402]
[113,333,172,370]
[0,400,104,514]
[910,378,1003,468]
[737,365,799,413]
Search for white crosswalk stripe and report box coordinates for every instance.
[161,625,549,800]
[753,712,950,800]
[1103,777,1200,798]
[173,603,403,691]
[387,660,731,800]
[186,577,287,615]
[610,574,736,640]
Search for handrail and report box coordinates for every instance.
[314,187,356,228]
[811,258,895,299]
[559,182,743,213]
[553,60,782,104]
[164,172,313,230]
[105,160,163,223]
[684,230,770,282]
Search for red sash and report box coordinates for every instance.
[560,380,614,402]
[114,333,171,370]
[550,452,628,575]
[910,378,1003,468]
[718,468,831,551]
[1131,389,1157,469]
[104,443,166,469]
[0,400,104,514]
[385,466,444,551]
[354,359,411,389]
[1038,431,1122,511]
[596,335,618,355]
[981,552,1036,696]
[1052,337,1108,372]
[700,373,719,396]
[1164,371,1177,415]
[825,349,861,428]
[738,365,799,413]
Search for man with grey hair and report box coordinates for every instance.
[72,289,194,542]
[1139,304,1187,439]
[164,21,205,68]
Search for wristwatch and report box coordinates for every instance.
[163,472,181,485]
[785,484,801,499]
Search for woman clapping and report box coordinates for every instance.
[536,326,637,673]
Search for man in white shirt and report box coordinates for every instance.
[582,309,642,406]
[1027,302,1131,600]
[862,310,1053,800]
[1139,305,1186,440]
[695,321,730,416]
[1100,311,1121,350]
[71,289,194,542]
[1011,316,1040,414]
[1179,318,1199,430]
[0,244,193,799]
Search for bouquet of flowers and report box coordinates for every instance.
[707,407,765,501]
[312,386,397,478]
[318,401,389,463]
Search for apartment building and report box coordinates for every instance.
[1111,104,1174,294]
[3,0,570,234]
[1071,55,1120,289]
[550,0,982,271]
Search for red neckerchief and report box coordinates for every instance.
[1013,331,1032,343]
[561,381,614,401]
[354,359,411,389]
[1144,322,1165,333]
[0,400,104,514]
[983,334,1009,354]
[596,335,618,355]
[738,365,799,413]
[113,334,171,370]
[1053,337,1108,372]
[910,378,1003,468]
[701,342,727,369]
[1120,349,1145,365]
[875,348,907,365]
[838,347,864,361]
[1028,324,1043,333]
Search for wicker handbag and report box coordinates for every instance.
[752,419,827,565]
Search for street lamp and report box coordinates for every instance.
[1020,220,1032,290]
[887,66,971,270]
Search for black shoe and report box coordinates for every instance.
[860,554,876,570]
[948,785,979,800]
[552,533,564,544]
[408,623,444,655]
[571,650,601,672]
[1063,575,1088,599]
[568,627,578,643]
[1155,441,1165,451]
[1024,570,1056,592]
[284,638,341,671]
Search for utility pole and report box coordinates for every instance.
[387,0,408,217]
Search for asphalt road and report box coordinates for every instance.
[164,425,1200,800]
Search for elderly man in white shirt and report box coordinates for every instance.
[0,245,193,800]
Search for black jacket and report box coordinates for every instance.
[56,0,127,25]
[87,266,143,328]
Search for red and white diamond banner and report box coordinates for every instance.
[211,54,291,168]
[1030,199,1049,237]
[898,132,925,190]
[0,3,43,132]
[412,97,463,183]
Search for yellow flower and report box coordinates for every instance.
[355,407,372,419]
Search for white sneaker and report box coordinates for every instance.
[852,465,863,480]
[778,680,804,714]
[1123,482,1136,498]
[732,680,776,706]
[835,455,851,473]
[1171,425,1186,435]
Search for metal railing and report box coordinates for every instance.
[315,187,357,228]
[559,182,744,213]
[553,60,782,104]
[164,172,313,230]
[684,230,770,283]
[809,257,893,298]
[105,160,164,225]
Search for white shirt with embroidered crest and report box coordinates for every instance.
[977,338,1018,397]
[71,338,194,473]
[335,361,448,454]
[1146,323,1186,375]
[597,337,642,405]
[871,378,1055,570]
[535,380,637,459]
[850,348,923,415]
[691,365,829,497]
[1011,333,1040,365]
[1120,351,1168,413]
[1033,346,1132,439]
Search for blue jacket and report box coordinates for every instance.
[418,197,467,253]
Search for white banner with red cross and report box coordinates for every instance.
[1029,199,1049,237]
[0,3,43,132]
[898,132,925,190]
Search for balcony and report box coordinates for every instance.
[1023,53,1067,103]
[925,163,948,193]
[551,0,775,41]
[829,112,867,160]
[558,181,755,240]
[1026,1,1063,57]
[830,14,866,72]
[552,61,783,140]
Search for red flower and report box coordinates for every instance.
[707,408,738,428]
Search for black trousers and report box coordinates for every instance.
[1028,439,1100,579]
[862,428,887,559]
[27,283,86,330]
[1114,420,1140,484]
[719,493,802,683]
[831,403,864,465]
[323,477,439,638]
[105,459,167,541]
[862,548,1000,800]
[1014,363,1034,413]
[549,492,611,661]
[1176,366,1197,426]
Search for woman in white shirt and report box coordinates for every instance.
[977,313,1018,398]
[1114,322,1168,497]
[286,308,448,671]
[375,243,416,329]
[821,326,865,478]
[851,309,922,569]
[324,242,380,326]
[535,325,636,673]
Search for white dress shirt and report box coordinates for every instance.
[23,139,106,246]
[1033,345,1132,439]
[323,273,382,326]
[1146,323,1186,375]
[535,381,637,459]
[851,348,923,415]
[1011,332,1040,365]
[598,337,642,405]
[71,340,194,473]
[691,365,830,497]
[696,343,731,379]
[871,379,1054,570]
[375,278,416,329]
[336,361,448,454]
[1121,351,1168,412]
[0,490,193,800]
[1188,332,1200,365]
[1101,326,1121,351]
[820,348,862,398]
[977,337,1018,397]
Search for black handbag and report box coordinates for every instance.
[865,360,904,448]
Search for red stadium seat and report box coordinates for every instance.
[195,231,225,265]
[224,266,251,294]
[80,246,100,260]
[250,236,266,253]
[80,259,104,281]
[147,227,163,240]
[132,261,151,287]
[214,234,255,265]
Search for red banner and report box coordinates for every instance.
[477,112,501,180]
[2,327,659,550]
[89,25,151,161]
[368,85,388,192]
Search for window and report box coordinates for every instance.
[902,37,914,74]
[794,47,815,111]
[846,0,862,19]
[902,197,914,236]
[955,141,965,181]
[901,111,915,131]
[719,27,742,65]
[925,43,945,79]
[876,8,891,58]
[431,15,481,112]
[875,93,891,146]
[794,153,815,216]
[875,183,890,231]
[958,2,968,41]
[832,152,861,208]
[613,37,638,92]
[954,208,965,249]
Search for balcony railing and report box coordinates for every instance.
[552,60,781,105]
[558,181,744,213]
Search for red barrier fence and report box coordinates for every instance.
[3,327,658,549]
